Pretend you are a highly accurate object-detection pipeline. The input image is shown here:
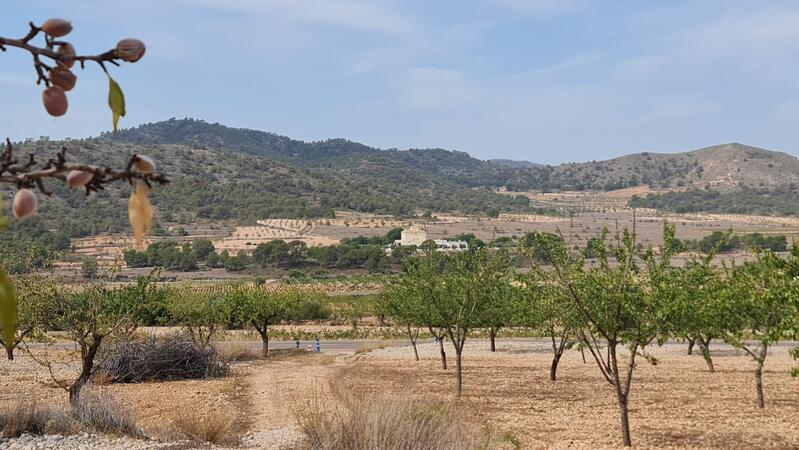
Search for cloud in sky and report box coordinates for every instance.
[1,1,799,163]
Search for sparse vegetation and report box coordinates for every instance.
[295,395,495,450]
[166,408,239,445]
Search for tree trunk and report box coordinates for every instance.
[755,364,764,408]
[253,320,270,357]
[5,345,13,361]
[615,390,632,447]
[698,337,714,373]
[406,324,419,361]
[609,343,633,447]
[754,345,767,408]
[69,340,101,407]
[550,353,561,381]
[549,335,565,381]
[687,337,696,355]
[489,328,496,352]
[261,333,269,357]
[455,347,463,397]
[438,338,447,370]
[580,346,586,364]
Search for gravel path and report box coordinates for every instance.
[0,433,195,450]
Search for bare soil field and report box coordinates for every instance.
[3,340,796,449]
[345,341,799,449]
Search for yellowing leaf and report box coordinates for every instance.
[128,182,153,250]
[108,77,126,133]
[0,269,17,359]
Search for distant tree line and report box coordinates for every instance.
[630,186,799,216]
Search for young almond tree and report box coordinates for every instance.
[437,247,512,396]
[225,285,324,357]
[518,232,582,381]
[479,279,518,353]
[28,274,159,405]
[669,256,724,372]
[400,247,451,369]
[381,280,425,361]
[0,272,58,360]
[531,225,672,447]
[167,288,228,348]
[721,248,799,408]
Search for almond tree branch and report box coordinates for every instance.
[0,139,169,195]
[0,22,123,84]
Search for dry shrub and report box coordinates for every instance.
[71,389,139,436]
[101,336,229,382]
[0,391,136,438]
[166,409,239,445]
[215,341,262,363]
[0,400,74,438]
[294,395,495,450]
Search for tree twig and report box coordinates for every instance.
[0,139,169,194]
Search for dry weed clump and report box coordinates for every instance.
[0,390,137,438]
[215,341,262,363]
[0,400,75,438]
[294,395,496,450]
[166,409,240,445]
[71,389,139,436]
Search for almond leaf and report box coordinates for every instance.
[108,77,126,133]
[128,182,153,250]
[0,269,17,359]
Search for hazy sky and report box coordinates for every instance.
[2,1,799,163]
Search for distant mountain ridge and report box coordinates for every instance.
[111,118,799,192]
[6,118,799,240]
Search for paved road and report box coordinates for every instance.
[259,337,799,354]
[21,338,798,354]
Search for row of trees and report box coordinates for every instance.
[1,272,330,405]
[382,224,799,447]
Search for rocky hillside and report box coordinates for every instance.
[550,143,799,191]
[112,119,799,193]
[6,119,799,238]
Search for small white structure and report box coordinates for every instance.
[400,227,428,246]
[433,239,468,251]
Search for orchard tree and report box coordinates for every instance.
[532,225,672,447]
[0,272,59,359]
[668,256,724,372]
[518,232,582,381]
[224,285,323,357]
[479,279,518,353]
[27,274,160,405]
[401,247,451,369]
[380,281,424,361]
[0,19,167,354]
[437,247,512,396]
[167,289,228,347]
[721,248,799,408]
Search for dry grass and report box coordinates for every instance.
[294,394,498,450]
[165,408,240,445]
[71,389,139,436]
[0,400,75,438]
[215,341,263,363]
[0,389,137,438]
